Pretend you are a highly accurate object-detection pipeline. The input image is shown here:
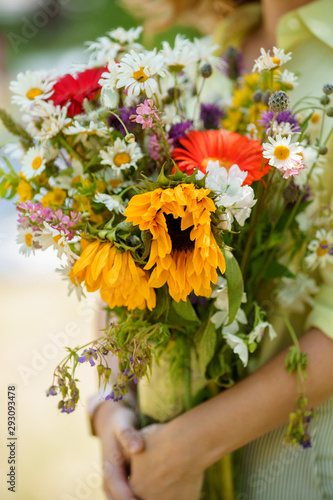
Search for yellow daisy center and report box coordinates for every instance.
[317,240,328,257]
[274,145,290,160]
[311,112,320,124]
[32,157,43,170]
[25,233,33,247]
[201,157,233,170]
[53,234,64,246]
[27,88,43,100]
[272,57,280,65]
[133,67,149,82]
[114,152,131,167]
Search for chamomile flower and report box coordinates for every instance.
[305,228,333,270]
[262,134,304,179]
[116,50,167,98]
[246,123,258,140]
[21,146,47,179]
[100,138,143,173]
[94,192,125,214]
[16,227,37,256]
[108,27,143,44]
[29,103,71,142]
[275,69,298,89]
[253,47,292,72]
[37,222,78,261]
[56,264,85,301]
[192,37,221,68]
[64,120,108,137]
[10,70,56,111]
[276,273,319,313]
[86,37,121,67]
[162,35,197,71]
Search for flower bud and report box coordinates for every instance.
[252,90,262,103]
[125,133,135,144]
[200,63,213,78]
[261,90,271,106]
[326,107,333,117]
[97,364,105,377]
[320,95,330,105]
[323,83,333,95]
[268,91,290,112]
[319,145,328,155]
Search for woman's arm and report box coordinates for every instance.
[129,328,333,500]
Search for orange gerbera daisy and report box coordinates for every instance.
[125,183,226,302]
[172,129,270,185]
[72,240,156,310]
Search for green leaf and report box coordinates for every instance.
[222,249,244,325]
[171,298,200,324]
[199,320,216,375]
[266,261,296,280]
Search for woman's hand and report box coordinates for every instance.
[129,422,204,500]
[94,401,145,500]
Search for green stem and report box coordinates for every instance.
[59,136,85,169]
[181,335,192,412]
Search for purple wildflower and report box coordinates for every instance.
[106,390,123,402]
[148,134,173,163]
[200,103,225,130]
[107,107,136,135]
[259,110,300,133]
[46,386,57,396]
[78,348,98,367]
[300,434,312,449]
[169,120,193,148]
[220,46,245,80]
[190,294,207,306]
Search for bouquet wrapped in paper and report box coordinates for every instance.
[1,27,333,450]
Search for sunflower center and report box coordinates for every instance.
[133,67,149,82]
[114,152,131,167]
[274,145,290,160]
[32,157,43,170]
[164,214,195,252]
[317,240,328,257]
[27,88,43,100]
[25,233,33,247]
[201,157,233,170]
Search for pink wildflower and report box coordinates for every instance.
[130,99,160,129]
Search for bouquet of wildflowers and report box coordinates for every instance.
[1,27,333,449]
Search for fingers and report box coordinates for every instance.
[116,427,145,455]
[103,464,138,500]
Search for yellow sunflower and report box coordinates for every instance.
[125,183,226,302]
[72,240,156,311]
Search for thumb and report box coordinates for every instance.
[117,426,145,455]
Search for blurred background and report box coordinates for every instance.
[0,1,198,499]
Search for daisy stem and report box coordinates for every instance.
[58,136,85,169]
[107,111,131,137]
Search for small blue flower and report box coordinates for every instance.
[78,348,98,367]
[46,385,57,397]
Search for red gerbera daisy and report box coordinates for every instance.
[50,67,107,118]
[172,129,270,185]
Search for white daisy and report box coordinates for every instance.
[276,273,319,313]
[275,69,298,89]
[262,134,304,179]
[192,37,221,68]
[108,27,143,44]
[28,102,71,142]
[271,121,294,137]
[10,70,56,111]
[21,146,47,179]
[100,138,143,173]
[253,47,292,72]
[94,192,125,214]
[293,144,324,188]
[162,35,197,71]
[305,228,333,270]
[64,120,108,137]
[56,264,85,301]
[16,227,37,256]
[246,123,258,140]
[86,37,121,67]
[116,50,167,98]
[36,222,79,261]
